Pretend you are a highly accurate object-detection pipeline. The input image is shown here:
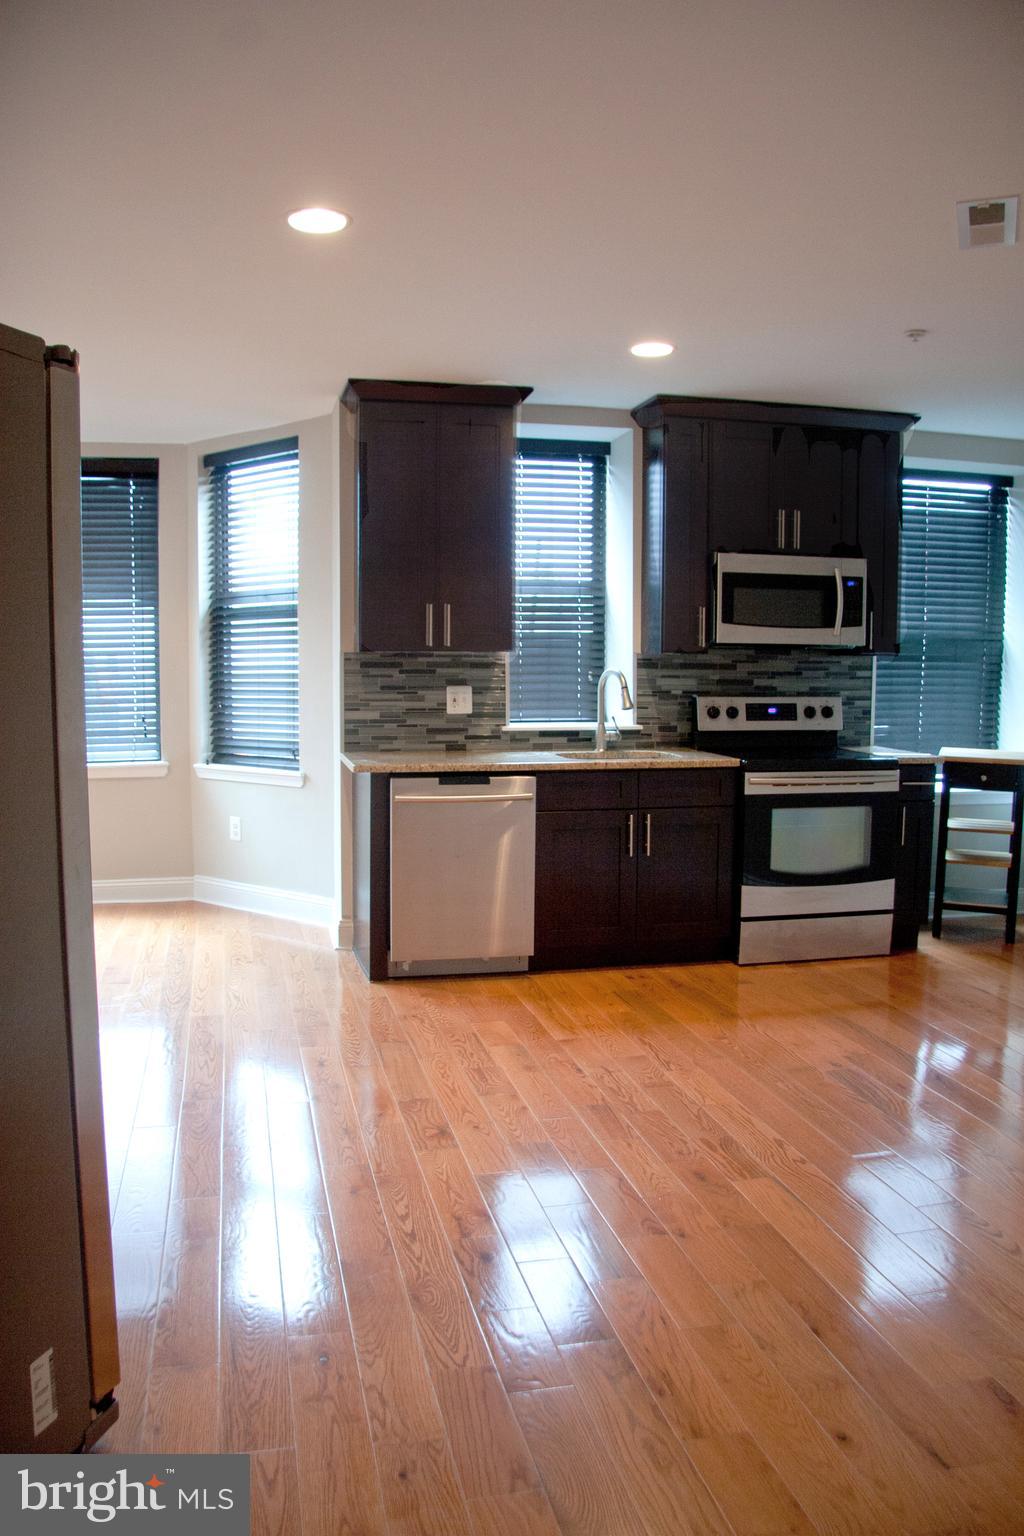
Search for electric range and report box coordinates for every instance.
[694,694,900,964]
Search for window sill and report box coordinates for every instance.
[501,721,641,735]
[193,762,305,789]
[88,761,169,780]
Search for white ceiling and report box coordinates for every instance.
[3,0,1022,443]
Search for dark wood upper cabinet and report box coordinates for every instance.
[344,379,531,651]
[633,395,918,654]
[640,417,709,653]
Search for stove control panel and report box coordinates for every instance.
[695,695,844,732]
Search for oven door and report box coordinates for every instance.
[741,769,899,917]
[715,553,867,647]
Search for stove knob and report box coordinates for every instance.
[725,705,740,720]
[803,705,817,719]
[821,705,834,719]
[706,705,721,719]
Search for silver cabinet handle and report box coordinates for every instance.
[627,813,635,859]
[644,811,652,857]
[777,508,786,549]
[833,568,844,637]
[425,602,434,647]
[868,611,874,650]
[901,805,907,845]
[793,508,801,549]
[698,605,707,648]
[443,602,452,647]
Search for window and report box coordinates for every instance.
[509,439,608,722]
[204,438,299,770]
[874,471,1010,754]
[81,458,160,763]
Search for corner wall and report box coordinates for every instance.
[88,412,343,930]
[188,412,341,919]
[85,442,194,883]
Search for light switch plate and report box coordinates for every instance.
[446,685,473,715]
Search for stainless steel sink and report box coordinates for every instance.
[555,748,687,761]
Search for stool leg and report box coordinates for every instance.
[1005,786,1023,945]
[932,775,951,938]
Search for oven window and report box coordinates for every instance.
[770,805,872,876]
[724,573,836,629]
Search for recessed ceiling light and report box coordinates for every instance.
[287,207,350,235]
[630,340,674,358]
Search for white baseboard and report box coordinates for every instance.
[92,874,336,932]
[192,876,335,928]
[92,876,194,904]
[336,918,354,950]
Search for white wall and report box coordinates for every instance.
[85,443,193,882]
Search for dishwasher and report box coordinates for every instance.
[388,774,536,977]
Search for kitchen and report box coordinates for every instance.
[2,3,1024,1534]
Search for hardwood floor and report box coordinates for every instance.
[92,903,1024,1535]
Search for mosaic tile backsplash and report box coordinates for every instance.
[343,649,874,751]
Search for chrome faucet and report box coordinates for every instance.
[594,668,635,752]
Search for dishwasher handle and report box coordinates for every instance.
[392,791,535,804]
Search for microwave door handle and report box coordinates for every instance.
[833,567,845,637]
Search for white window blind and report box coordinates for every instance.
[874,472,1010,755]
[81,459,160,763]
[204,438,299,770]
[509,439,608,722]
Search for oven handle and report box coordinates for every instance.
[833,567,845,637]
[745,771,900,796]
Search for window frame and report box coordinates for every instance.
[80,456,161,768]
[202,436,301,776]
[508,436,611,726]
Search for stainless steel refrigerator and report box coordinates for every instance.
[0,322,120,1450]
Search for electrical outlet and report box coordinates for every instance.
[446,685,473,716]
[229,816,242,841]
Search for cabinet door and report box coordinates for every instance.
[776,425,845,555]
[648,419,709,652]
[708,420,777,553]
[436,405,515,651]
[358,401,438,650]
[533,808,637,958]
[892,797,934,951]
[858,430,900,653]
[635,805,735,953]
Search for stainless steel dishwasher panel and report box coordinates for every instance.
[389,776,536,976]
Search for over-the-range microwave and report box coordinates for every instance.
[714,551,868,648]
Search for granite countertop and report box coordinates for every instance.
[340,745,741,774]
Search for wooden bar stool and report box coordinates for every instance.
[932,749,1024,944]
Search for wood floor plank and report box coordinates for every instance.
[288,1329,386,1536]
[249,1449,300,1536]
[511,1385,649,1536]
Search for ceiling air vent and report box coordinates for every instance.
[956,195,1018,249]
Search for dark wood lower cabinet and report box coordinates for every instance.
[891,766,936,952]
[531,771,737,970]
[635,806,734,949]
[532,809,637,961]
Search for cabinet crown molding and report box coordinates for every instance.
[343,378,532,411]
[631,395,919,434]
